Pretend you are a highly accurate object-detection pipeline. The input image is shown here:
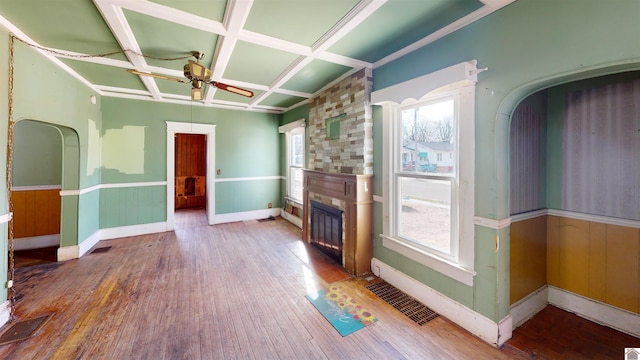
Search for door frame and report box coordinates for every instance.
[166,121,216,229]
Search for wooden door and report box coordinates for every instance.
[175,133,206,209]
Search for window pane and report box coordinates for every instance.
[398,177,451,254]
[290,167,303,201]
[401,99,455,175]
[291,132,304,167]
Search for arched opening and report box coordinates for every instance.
[9,120,81,265]
[507,69,640,336]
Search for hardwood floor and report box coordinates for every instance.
[0,211,636,359]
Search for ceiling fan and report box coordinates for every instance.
[127,51,254,101]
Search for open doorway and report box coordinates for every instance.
[165,122,216,230]
[10,120,62,268]
[174,133,208,229]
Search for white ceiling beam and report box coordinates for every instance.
[94,0,163,100]
[105,0,226,34]
[311,0,387,54]
[205,0,254,104]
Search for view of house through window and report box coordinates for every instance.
[288,128,305,202]
[397,97,456,255]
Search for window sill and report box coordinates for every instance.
[284,196,303,206]
[379,234,476,286]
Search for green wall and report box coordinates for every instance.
[372,0,640,322]
[0,30,103,300]
[12,120,62,186]
[100,97,283,225]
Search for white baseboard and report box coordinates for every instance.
[0,300,10,329]
[213,208,280,225]
[57,245,79,262]
[280,209,302,228]
[371,258,510,347]
[548,285,640,338]
[510,285,549,328]
[99,222,167,240]
[13,234,60,250]
[79,230,101,257]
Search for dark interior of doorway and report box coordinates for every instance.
[175,133,206,210]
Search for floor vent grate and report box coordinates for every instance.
[365,281,439,326]
[0,314,51,345]
[91,246,112,254]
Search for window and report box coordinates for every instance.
[372,60,478,286]
[397,96,456,256]
[279,119,306,203]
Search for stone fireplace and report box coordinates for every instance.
[302,68,373,276]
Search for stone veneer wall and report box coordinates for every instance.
[308,68,373,175]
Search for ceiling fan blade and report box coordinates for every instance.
[211,81,254,98]
[127,69,189,83]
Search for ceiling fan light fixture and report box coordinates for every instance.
[185,60,211,81]
[191,86,204,101]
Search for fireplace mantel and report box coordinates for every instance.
[302,169,373,275]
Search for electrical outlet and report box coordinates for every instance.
[268,202,272,208]
[216,169,221,175]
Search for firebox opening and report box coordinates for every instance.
[309,200,343,265]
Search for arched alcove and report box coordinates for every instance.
[504,65,640,336]
[12,119,81,261]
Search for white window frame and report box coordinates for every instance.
[279,119,306,203]
[372,61,478,286]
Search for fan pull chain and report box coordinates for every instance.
[6,34,17,322]
[11,35,193,61]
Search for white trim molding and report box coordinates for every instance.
[278,118,306,133]
[0,300,10,329]
[166,121,216,229]
[473,216,512,230]
[13,235,60,250]
[547,209,640,229]
[59,181,167,197]
[379,235,476,286]
[213,208,280,225]
[11,185,62,191]
[509,285,549,328]
[215,176,284,183]
[548,286,640,338]
[280,209,302,228]
[510,208,640,228]
[372,258,511,347]
[0,213,12,224]
[100,222,167,241]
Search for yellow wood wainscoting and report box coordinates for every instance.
[12,189,61,238]
[510,215,547,305]
[511,214,640,315]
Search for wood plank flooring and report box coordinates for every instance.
[1,211,637,359]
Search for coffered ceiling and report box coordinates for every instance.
[0,0,513,113]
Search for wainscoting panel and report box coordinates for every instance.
[509,216,547,305]
[12,189,60,239]
[547,215,639,314]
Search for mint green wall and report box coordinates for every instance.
[0,29,10,303]
[8,37,102,248]
[100,97,282,225]
[372,0,640,322]
[12,120,62,186]
[99,186,165,228]
[0,30,103,300]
